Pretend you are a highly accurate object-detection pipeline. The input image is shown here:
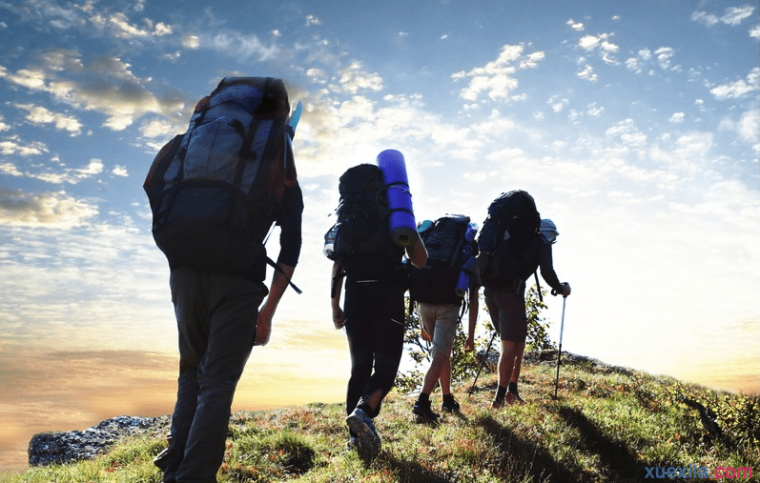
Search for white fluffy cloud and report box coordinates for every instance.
[452,44,545,102]
[0,188,98,228]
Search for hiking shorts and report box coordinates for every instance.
[418,302,460,357]
[484,287,527,343]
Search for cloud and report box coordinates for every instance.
[605,119,647,147]
[14,103,82,136]
[751,24,760,39]
[30,159,104,185]
[710,67,760,100]
[334,62,384,94]
[451,44,545,102]
[0,137,47,156]
[720,6,755,26]
[737,109,760,146]
[0,52,187,132]
[690,11,720,26]
[95,12,172,39]
[182,35,200,49]
[669,112,685,123]
[654,47,678,71]
[139,118,181,139]
[305,14,322,26]
[0,162,23,176]
[577,64,597,82]
[112,165,129,177]
[567,19,584,31]
[0,187,98,228]
[201,32,280,61]
[692,5,756,27]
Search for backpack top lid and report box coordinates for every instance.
[209,77,290,120]
[540,219,559,244]
[338,163,384,197]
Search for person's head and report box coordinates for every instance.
[540,219,559,244]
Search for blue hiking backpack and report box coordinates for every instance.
[410,214,477,305]
[144,77,297,274]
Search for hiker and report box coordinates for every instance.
[145,77,303,483]
[409,215,481,422]
[476,191,570,407]
[326,162,427,459]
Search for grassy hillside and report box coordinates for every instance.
[3,355,758,483]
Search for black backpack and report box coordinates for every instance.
[476,190,541,288]
[144,77,296,274]
[324,164,400,279]
[410,214,476,305]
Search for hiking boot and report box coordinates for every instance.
[441,395,460,413]
[346,408,381,458]
[153,445,180,483]
[491,396,505,409]
[506,391,526,405]
[345,436,358,452]
[412,399,440,422]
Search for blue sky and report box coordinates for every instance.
[0,0,758,405]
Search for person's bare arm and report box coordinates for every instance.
[255,263,295,346]
[331,262,345,329]
[404,232,428,268]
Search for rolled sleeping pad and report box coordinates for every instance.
[377,149,417,246]
[456,256,477,297]
[455,223,478,297]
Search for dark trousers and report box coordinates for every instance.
[163,267,265,483]
[343,280,406,417]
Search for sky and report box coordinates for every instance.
[0,0,758,471]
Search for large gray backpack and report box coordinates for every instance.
[144,77,296,274]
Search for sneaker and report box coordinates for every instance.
[412,399,440,422]
[491,396,505,409]
[506,391,526,405]
[346,408,381,458]
[441,395,460,413]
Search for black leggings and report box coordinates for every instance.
[343,280,406,417]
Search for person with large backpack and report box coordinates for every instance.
[325,162,427,460]
[408,215,480,422]
[475,191,571,408]
[145,77,303,483]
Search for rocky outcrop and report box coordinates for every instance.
[28,415,170,466]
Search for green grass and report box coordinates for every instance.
[3,358,758,483]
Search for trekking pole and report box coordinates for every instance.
[553,296,567,400]
[468,330,498,396]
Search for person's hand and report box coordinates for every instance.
[254,310,272,346]
[561,282,571,297]
[464,335,475,352]
[421,327,432,342]
[332,306,345,329]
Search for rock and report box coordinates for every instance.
[28,415,170,466]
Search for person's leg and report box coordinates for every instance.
[418,303,445,399]
[345,320,374,416]
[439,356,452,395]
[432,304,459,399]
[158,267,207,483]
[487,289,527,407]
[484,290,508,406]
[360,309,404,416]
[174,271,263,483]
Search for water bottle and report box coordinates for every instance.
[324,224,338,258]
